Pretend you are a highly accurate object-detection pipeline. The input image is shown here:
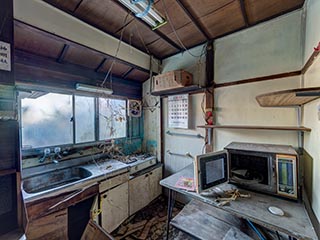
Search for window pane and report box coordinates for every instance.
[99,98,126,140]
[75,96,95,143]
[21,93,73,149]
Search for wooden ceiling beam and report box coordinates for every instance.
[122,67,134,79]
[111,0,183,52]
[57,44,69,63]
[175,0,210,40]
[95,58,108,72]
[239,0,249,27]
[72,0,84,13]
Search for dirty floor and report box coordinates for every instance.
[112,196,193,240]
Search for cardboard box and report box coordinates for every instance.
[152,70,193,92]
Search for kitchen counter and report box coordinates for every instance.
[22,159,129,203]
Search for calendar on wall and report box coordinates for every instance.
[168,94,189,129]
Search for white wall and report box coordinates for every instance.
[303,0,320,64]
[142,79,161,161]
[214,76,301,150]
[161,45,207,176]
[215,10,303,83]
[302,0,320,222]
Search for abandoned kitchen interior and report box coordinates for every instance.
[0,0,320,239]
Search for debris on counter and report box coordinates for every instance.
[216,189,251,206]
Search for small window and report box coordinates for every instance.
[99,98,127,140]
[21,93,73,149]
[75,96,95,143]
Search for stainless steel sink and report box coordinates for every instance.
[23,167,92,194]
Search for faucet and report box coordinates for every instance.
[39,148,51,163]
[53,147,62,164]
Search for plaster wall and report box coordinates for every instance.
[215,10,303,84]
[303,0,320,64]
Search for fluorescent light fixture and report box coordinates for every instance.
[76,83,113,95]
[118,0,166,29]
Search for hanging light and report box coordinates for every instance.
[118,0,167,30]
[75,83,113,95]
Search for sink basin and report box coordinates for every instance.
[23,167,92,194]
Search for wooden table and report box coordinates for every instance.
[160,164,318,240]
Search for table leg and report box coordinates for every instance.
[166,189,174,240]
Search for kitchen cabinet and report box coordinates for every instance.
[129,165,162,215]
[100,182,129,233]
[25,209,68,240]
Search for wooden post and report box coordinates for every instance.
[0,0,20,234]
[205,41,214,153]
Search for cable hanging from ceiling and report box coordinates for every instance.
[161,0,207,59]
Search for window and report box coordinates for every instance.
[21,93,73,149]
[20,92,128,150]
[99,98,127,140]
[75,96,95,143]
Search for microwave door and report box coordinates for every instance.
[195,150,228,193]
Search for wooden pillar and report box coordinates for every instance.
[0,0,20,235]
[205,40,214,153]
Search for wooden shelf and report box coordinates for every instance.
[151,85,203,96]
[256,87,320,107]
[197,125,311,132]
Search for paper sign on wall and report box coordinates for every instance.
[0,41,11,71]
[168,94,189,129]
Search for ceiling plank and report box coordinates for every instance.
[239,0,249,27]
[175,0,210,40]
[57,44,70,63]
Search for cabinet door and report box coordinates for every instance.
[129,172,150,216]
[101,182,128,233]
[26,209,68,240]
[149,166,163,201]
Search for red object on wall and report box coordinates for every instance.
[314,42,320,52]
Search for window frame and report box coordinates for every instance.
[19,90,133,156]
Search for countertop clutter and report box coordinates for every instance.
[22,154,157,202]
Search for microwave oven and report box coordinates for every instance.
[194,142,299,200]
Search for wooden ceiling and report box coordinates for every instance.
[43,0,304,60]
[14,0,305,84]
[14,21,150,83]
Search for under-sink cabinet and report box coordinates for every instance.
[129,165,163,215]
[100,182,129,233]
[98,173,129,233]
[26,209,68,240]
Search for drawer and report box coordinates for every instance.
[99,173,129,193]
